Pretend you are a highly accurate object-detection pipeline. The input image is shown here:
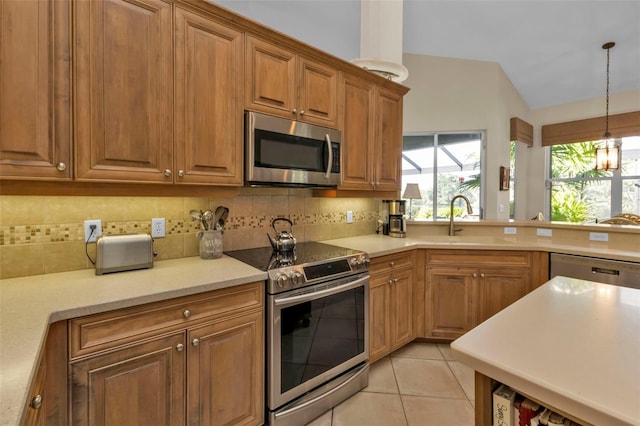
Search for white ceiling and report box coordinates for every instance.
[215,0,640,110]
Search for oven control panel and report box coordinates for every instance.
[267,253,369,293]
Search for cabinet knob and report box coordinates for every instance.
[176,343,184,352]
[183,309,191,318]
[30,395,42,410]
[300,110,305,116]
[292,108,297,115]
[56,162,66,171]
[178,170,185,177]
[388,279,393,285]
[480,273,485,278]
[394,278,398,283]
[472,273,477,278]
[192,338,200,347]
[164,169,172,177]
[390,261,395,267]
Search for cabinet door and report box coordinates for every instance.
[245,36,296,118]
[426,268,476,339]
[298,57,338,127]
[374,87,403,191]
[70,332,186,426]
[174,8,244,185]
[369,274,391,363]
[74,0,173,183]
[0,0,71,179]
[339,74,375,190]
[390,268,414,350]
[187,311,264,426]
[478,268,529,323]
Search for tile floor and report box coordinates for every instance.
[305,342,475,426]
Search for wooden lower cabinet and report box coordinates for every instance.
[70,333,186,426]
[425,250,548,340]
[369,253,415,363]
[67,282,264,426]
[187,311,264,426]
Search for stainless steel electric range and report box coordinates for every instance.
[225,242,370,426]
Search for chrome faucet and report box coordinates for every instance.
[448,195,473,236]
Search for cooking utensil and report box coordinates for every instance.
[217,207,229,230]
[267,217,296,253]
[190,209,206,230]
[201,210,214,231]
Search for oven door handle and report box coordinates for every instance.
[274,275,368,308]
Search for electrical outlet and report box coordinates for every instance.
[589,232,609,242]
[536,228,553,237]
[346,211,353,224]
[84,219,102,243]
[503,227,517,235]
[151,218,165,238]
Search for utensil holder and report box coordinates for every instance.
[197,230,223,259]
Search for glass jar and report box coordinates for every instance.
[196,229,223,259]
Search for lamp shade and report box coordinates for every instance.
[402,183,422,199]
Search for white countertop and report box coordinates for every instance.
[0,256,266,426]
[451,276,640,426]
[2,233,639,425]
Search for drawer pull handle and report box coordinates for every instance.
[176,343,184,352]
[192,338,200,347]
[30,395,42,409]
[183,309,191,319]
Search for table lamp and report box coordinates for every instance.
[402,183,422,220]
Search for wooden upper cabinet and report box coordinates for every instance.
[339,78,404,192]
[74,0,173,183]
[246,35,338,128]
[174,7,244,185]
[339,73,375,190]
[0,0,71,180]
[374,87,403,192]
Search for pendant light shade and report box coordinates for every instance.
[595,42,620,171]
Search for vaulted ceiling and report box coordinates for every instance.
[214,0,640,110]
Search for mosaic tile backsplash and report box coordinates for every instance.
[0,188,380,279]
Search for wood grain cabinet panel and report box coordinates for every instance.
[187,311,264,426]
[174,7,244,185]
[246,36,338,128]
[70,332,186,426]
[369,253,414,363]
[339,74,375,190]
[339,79,403,192]
[0,0,71,180]
[74,0,173,183]
[424,250,548,340]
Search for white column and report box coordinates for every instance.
[353,0,408,82]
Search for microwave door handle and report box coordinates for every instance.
[324,134,332,179]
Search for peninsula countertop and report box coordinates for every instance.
[451,276,640,426]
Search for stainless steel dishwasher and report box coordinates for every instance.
[550,253,640,289]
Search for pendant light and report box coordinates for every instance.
[595,42,620,171]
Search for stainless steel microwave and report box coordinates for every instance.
[245,111,341,187]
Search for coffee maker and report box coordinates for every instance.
[381,200,406,238]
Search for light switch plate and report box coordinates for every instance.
[503,227,517,235]
[536,228,552,237]
[589,232,609,242]
[346,211,353,224]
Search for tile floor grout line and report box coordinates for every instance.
[388,355,411,426]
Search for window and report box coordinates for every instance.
[402,132,483,220]
[549,136,640,222]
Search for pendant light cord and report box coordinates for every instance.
[602,41,615,139]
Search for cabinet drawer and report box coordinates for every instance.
[426,250,531,268]
[69,281,263,359]
[371,252,414,274]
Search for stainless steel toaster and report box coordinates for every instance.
[96,234,154,275]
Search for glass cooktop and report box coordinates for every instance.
[224,242,363,271]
